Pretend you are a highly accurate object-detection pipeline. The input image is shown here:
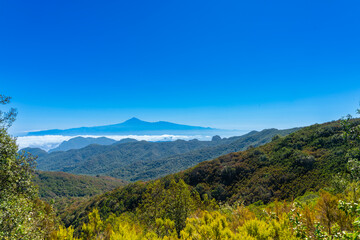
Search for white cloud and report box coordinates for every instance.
[16,135,73,151]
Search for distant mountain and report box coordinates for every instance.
[26,118,219,136]
[48,137,137,152]
[30,127,299,181]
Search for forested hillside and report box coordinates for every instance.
[31,128,298,181]
[110,128,299,181]
[60,119,355,233]
[180,120,349,204]
[33,171,127,200]
[35,139,225,175]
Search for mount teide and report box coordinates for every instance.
[26,118,223,136]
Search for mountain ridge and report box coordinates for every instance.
[28,127,299,181]
[48,137,137,153]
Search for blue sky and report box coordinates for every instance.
[1,0,360,135]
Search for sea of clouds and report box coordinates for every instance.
[16,134,213,151]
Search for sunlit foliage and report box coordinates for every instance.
[0,95,56,239]
[51,185,360,239]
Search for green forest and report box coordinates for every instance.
[28,127,297,182]
[1,95,360,239]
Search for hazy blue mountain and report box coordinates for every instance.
[49,137,117,152]
[26,117,219,136]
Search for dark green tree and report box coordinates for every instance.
[0,94,17,128]
[138,178,195,237]
[164,179,194,237]
[341,108,360,182]
[138,180,166,228]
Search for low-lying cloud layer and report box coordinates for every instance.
[16,134,213,151]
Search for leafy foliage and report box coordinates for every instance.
[0,94,17,128]
[0,96,56,239]
[52,185,360,239]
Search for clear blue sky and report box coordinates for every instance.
[1,0,360,135]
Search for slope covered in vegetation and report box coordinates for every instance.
[60,119,357,233]
[33,171,127,200]
[55,188,360,239]
[111,128,299,181]
[180,120,350,204]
